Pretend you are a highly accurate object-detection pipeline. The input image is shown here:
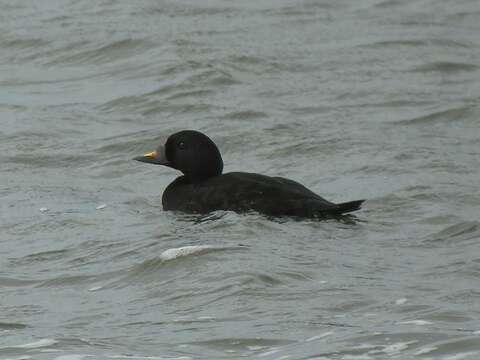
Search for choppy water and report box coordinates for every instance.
[1,0,480,359]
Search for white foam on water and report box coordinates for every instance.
[53,355,90,360]
[109,355,190,359]
[247,345,266,351]
[342,354,373,359]
[355,344,377,350]
[305,331,334,342]
[173,316,189,322]
[414,346,437,355]
[395,298,408,305]
[159,245,215,261]
[399,320,432,326]
[88,286,103,292]
[258,348,280,357]
[15,339,57,349]
[158,244,247,261]
[381,341,416,355]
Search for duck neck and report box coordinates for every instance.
[184,172,220,184]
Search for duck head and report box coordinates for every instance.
[134,130,224,183]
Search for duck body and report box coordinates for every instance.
[135,130,364,219]
[163,172,362,217]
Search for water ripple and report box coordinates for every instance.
[424,221,480,244]
[410,61,480,73]
[46,38,155,66]
[394,105,474,125]
[2,1,480,359]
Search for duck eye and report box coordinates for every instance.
[178,141,186,150]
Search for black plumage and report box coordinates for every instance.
[134,130,364,218]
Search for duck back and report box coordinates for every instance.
[162,172,362,218]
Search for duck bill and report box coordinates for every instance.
[133,145,171,166]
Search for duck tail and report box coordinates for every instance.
[334,199,365,214]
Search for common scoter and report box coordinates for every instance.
[134,130,364,218]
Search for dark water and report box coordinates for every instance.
[1,0,480,359]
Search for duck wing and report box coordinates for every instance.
[215,173,341,216]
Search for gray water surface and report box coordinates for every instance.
[1,1,480,359]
